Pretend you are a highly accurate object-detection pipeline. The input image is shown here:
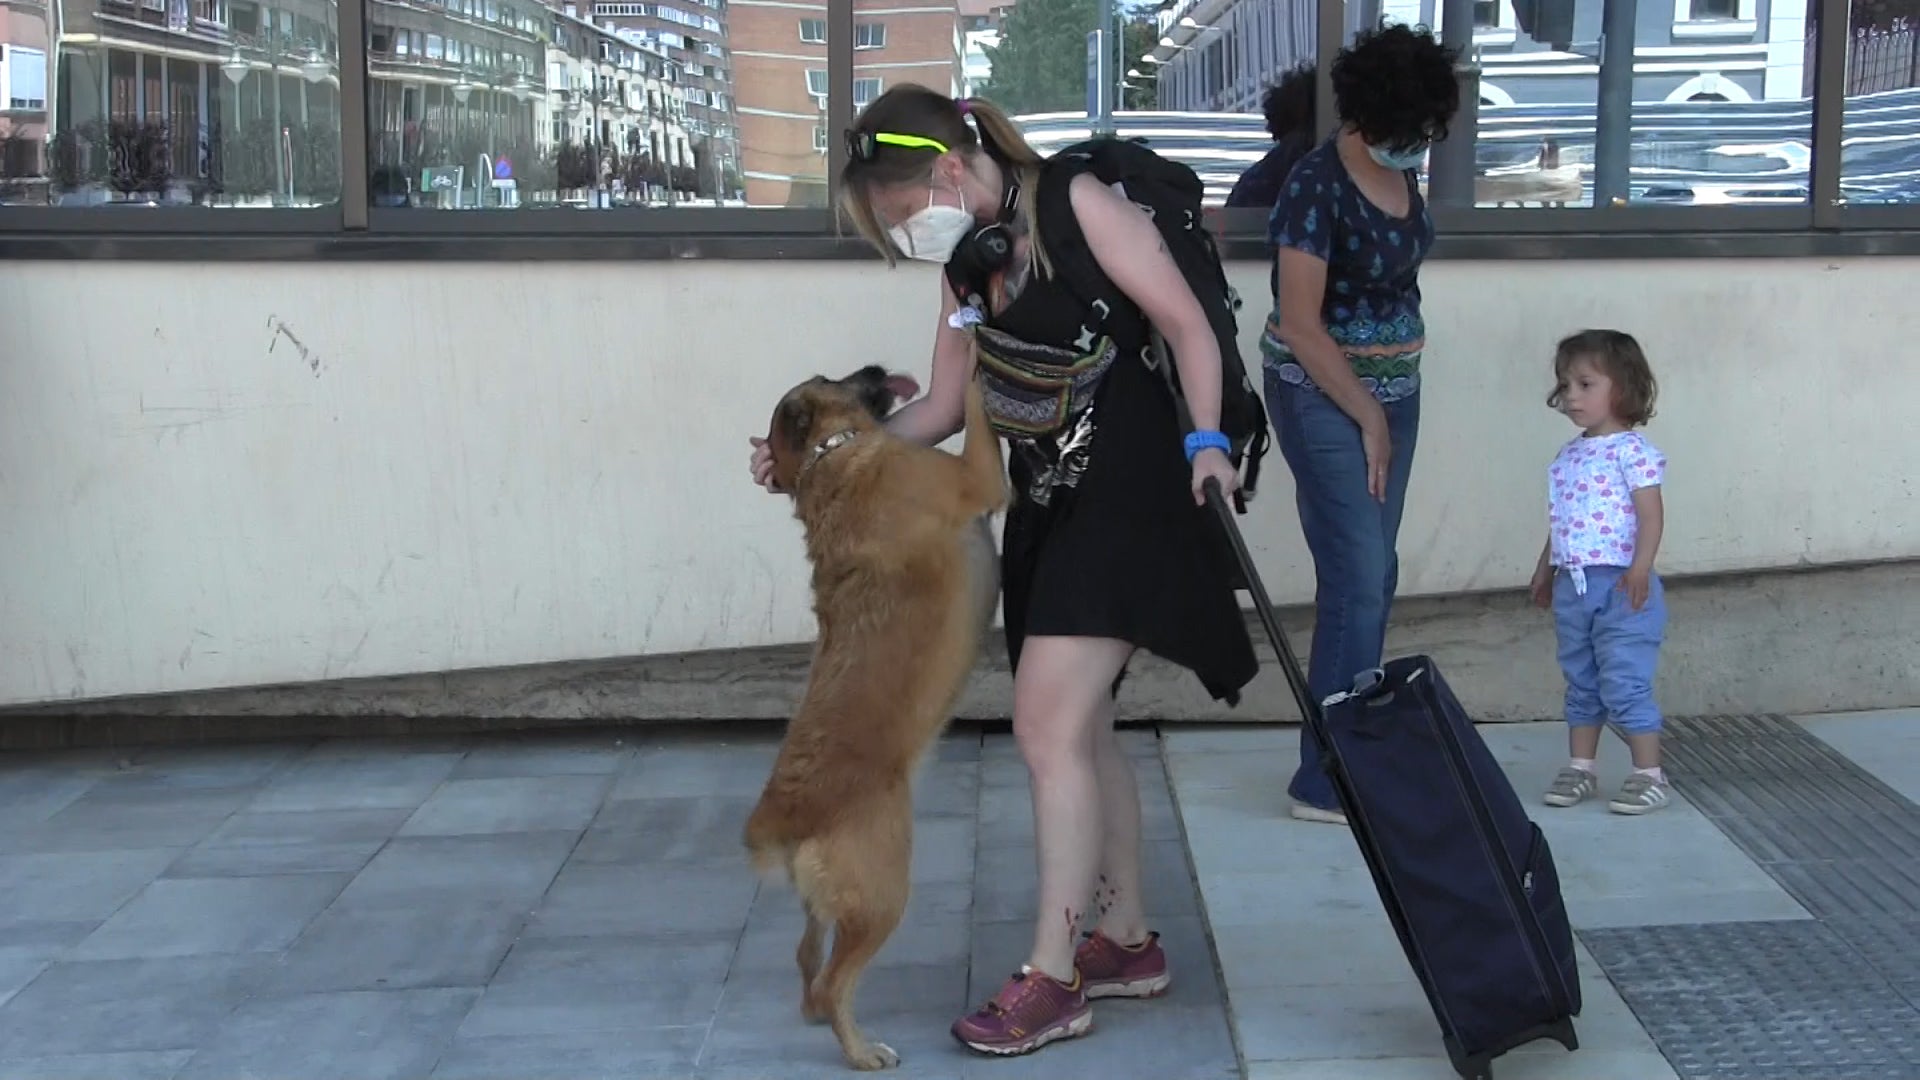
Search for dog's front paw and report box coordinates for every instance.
[846,1041,900,1071]
[801,991,830,1025]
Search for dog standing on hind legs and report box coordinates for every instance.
[743,363,1007,1071]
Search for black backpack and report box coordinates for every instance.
[1035,136,1271,514]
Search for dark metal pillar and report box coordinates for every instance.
[1427,0,1480,208]
[1809,0,1849,226]
[1592,0,1639,207]
[1312,0,1343,141]
[339,0,368,227]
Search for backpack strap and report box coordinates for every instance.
[1033,139,1267,515]
[1033,141,1151,352]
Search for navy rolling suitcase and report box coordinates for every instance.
[1198,475,1583,1079]
[1134,275,1583,1073]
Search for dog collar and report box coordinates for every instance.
[794,428,861,487]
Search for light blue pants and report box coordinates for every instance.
[1552,565,1667,736]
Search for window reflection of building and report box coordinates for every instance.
[365,0,542,184]
[1137,0,1869,208]
[585,0,738,201]
[362,0,714,208]
[540,10,696,205]
[1147,0,1810,114]
[1,4,55,184]
[45,0,342,203]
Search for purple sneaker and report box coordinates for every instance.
[951,965,1093,1056]
[1075,929,1172,999]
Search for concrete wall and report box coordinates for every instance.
[1,256,1917,713]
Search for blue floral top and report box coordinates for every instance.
[1259,137,1434,404]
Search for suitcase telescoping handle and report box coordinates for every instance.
[1149,326,1350,744]
[1199,477,1327,745]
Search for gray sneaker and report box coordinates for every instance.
[1608,773,1671,815]
[1543,767,1598,808]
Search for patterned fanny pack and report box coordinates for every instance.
[973,324,1121,439]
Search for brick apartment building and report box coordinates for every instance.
[729,0,961,207]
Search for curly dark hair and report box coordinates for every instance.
[1549,329,1660,427]
[1330,23,1462,153]
[1260,61,1316,143]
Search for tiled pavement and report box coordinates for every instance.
[0,709,1916,1079]
[0,725,1236,1080]
[1166,707,1920,1080]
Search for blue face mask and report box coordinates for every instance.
[1367,141,1429,172]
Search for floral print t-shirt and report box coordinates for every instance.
[1548,431,1667,575]
[1259,137,1434,404]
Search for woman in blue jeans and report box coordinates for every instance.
[1262,24,1462,823]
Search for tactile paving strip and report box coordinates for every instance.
[1578,714,1920,1078]
[1662,713,1920,918]
[1826,914,1920,1008]
[1582,920,1920,1080]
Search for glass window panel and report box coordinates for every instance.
[369,0,751,207]
[1122,0,1815,212]
[1360,2,1813,210]
[2,0,341,207]
[1838,0,1920,205]
[1035,0,1316,209]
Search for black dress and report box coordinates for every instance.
[985,164,1260,706]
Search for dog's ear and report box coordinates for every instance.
[842,365,921,421]
[855,385,894,423]
[776,396,815,454]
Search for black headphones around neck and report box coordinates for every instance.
[944,173,1024,313]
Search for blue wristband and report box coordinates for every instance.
[1183,429,1231,463]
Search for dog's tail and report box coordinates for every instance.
[961,349,1010,516]
[742,798,797,886]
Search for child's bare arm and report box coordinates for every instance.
[1629,486,1664,571]
[1529,537,1554,607]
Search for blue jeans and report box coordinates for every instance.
[1552,565,1666,735]
[1266,370,1421,810]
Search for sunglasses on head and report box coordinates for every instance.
[844,131,950,162]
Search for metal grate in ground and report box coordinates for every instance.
[1579,713,1920,1079]
[1582,919,1920,1080]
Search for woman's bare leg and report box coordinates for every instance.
[1090,703,1148,945]
[1012,635,1135,980]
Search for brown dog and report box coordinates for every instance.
[743,363,1007,1071]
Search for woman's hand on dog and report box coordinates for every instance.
[749,436,776,491]
[1190,447,1238,506]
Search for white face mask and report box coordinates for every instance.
[1366,140,1430,172]
[888,186,975,263]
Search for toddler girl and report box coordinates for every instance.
[1528,329,1670,815]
